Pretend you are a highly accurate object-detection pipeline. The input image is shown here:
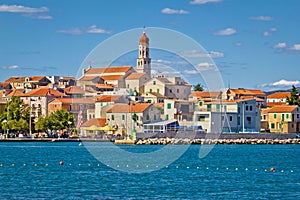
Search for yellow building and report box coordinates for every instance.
[268,105,300,133]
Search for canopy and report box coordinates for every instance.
[85,125,102,131]
[99,126,116,131]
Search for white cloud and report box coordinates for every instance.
[57,25,111,35]
[180,50,224,58]
[0,4,48,13]
[249,16,274,21]
[190,0,222,5]
[260,79,300,90]
[273,42,287,49]
[57,28,83,35]
[195,62,215,71]
[214,28,236,36]
[235,42,243,47]
[183,70,199,75]
[161,8,189,14]
[0,4,52,19]
[269,27,277,32]
[86,25,111,34]
[263,31,270,36]
[2,65,19,69]
[290,44,300,51]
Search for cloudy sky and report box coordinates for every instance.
[0,0,300,91]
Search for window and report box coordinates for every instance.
[167,103,172,109]
[112,115,114,120]
[154,115,156,120]
[199,116,205,121]
[216,104,220,110]
[150,89,152,93]
[238,116,240,125]
[274,114,277,119]
[146,115,150,120]
[199,101,203,106]
[282,114,285,121]
[297,114,299,119]
[166,114,169,120]
[246,105,249,111]
[69,105,72,111]
[286,114,289,119]
[100,102,103,106]
[54,104,57,109]
[157,89,160,93]
[153,81,156,85]
[263,115,266,120]
[177,89,179,93]
[207,104,212,111]
[170,89,172,93]
[271,123,275,129]
[250,106,253,111]
[122,115,125,120]
[229,116,233,121]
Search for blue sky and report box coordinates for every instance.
[1,0,300,91]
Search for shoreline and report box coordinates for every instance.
[0,133,299,144]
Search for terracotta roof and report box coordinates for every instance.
[189,91,221,99]
[6,89,24,97]
[5,76,46,83]
[268,105,298,113]
[107,103,151,113]
[126,73,145,80]
[267,92,291,99]
[261,108,271,115]
[50,98,95,104]
[85,66,133,75]
[96,84,115,89]
[25,88,65,97]
[81,118,106,127]
[95,95,122,103]
[229,89,266,96]
[0,82,10,88]
[64,86,85,94]
[154,103,164,109]
[267,102,287,107]
[101,75,124,81]
[139,32,149,44]
[79,76,100,81]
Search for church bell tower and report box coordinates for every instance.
[136,28,151,77]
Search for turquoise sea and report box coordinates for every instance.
[0,142,299,199]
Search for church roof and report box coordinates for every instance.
[139,32,149,44]
[126,73,145,80]
[84,66,133,75]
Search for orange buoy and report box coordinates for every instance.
[59,161,64,166]
[270,167,275,172]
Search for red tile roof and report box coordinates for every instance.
[79,76,100,81]
[107,103,151,113]
[0,82,11,88]
[25,88,65,97]
[268,105,298,113]
[267,102,287,107]
[96,84,115,89]
[229,89,266,96]
[50,98,95,104]
[6,89,24,97]
[100,75,124,81]
[126,73,145,80]
[189,91,221,99]
[267,92,291,99]
[85,66,133,75]
[81,118,106,127]
[5,76,46,83]
[95,95,122,102]
[64,86,85,94]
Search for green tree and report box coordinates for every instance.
[286,85,300,106]
[193,83,204,92]
[35,109,74,137]
[0,97,29,136]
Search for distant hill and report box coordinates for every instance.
[264,87,300,96]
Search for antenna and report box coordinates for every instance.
[143,26,146,33]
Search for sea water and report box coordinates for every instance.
[0,142,299,199]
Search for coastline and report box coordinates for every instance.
[0,133,299,144]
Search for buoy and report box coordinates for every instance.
[59,161,64,166]
[270,167,275,172]
[79,142,82,146]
